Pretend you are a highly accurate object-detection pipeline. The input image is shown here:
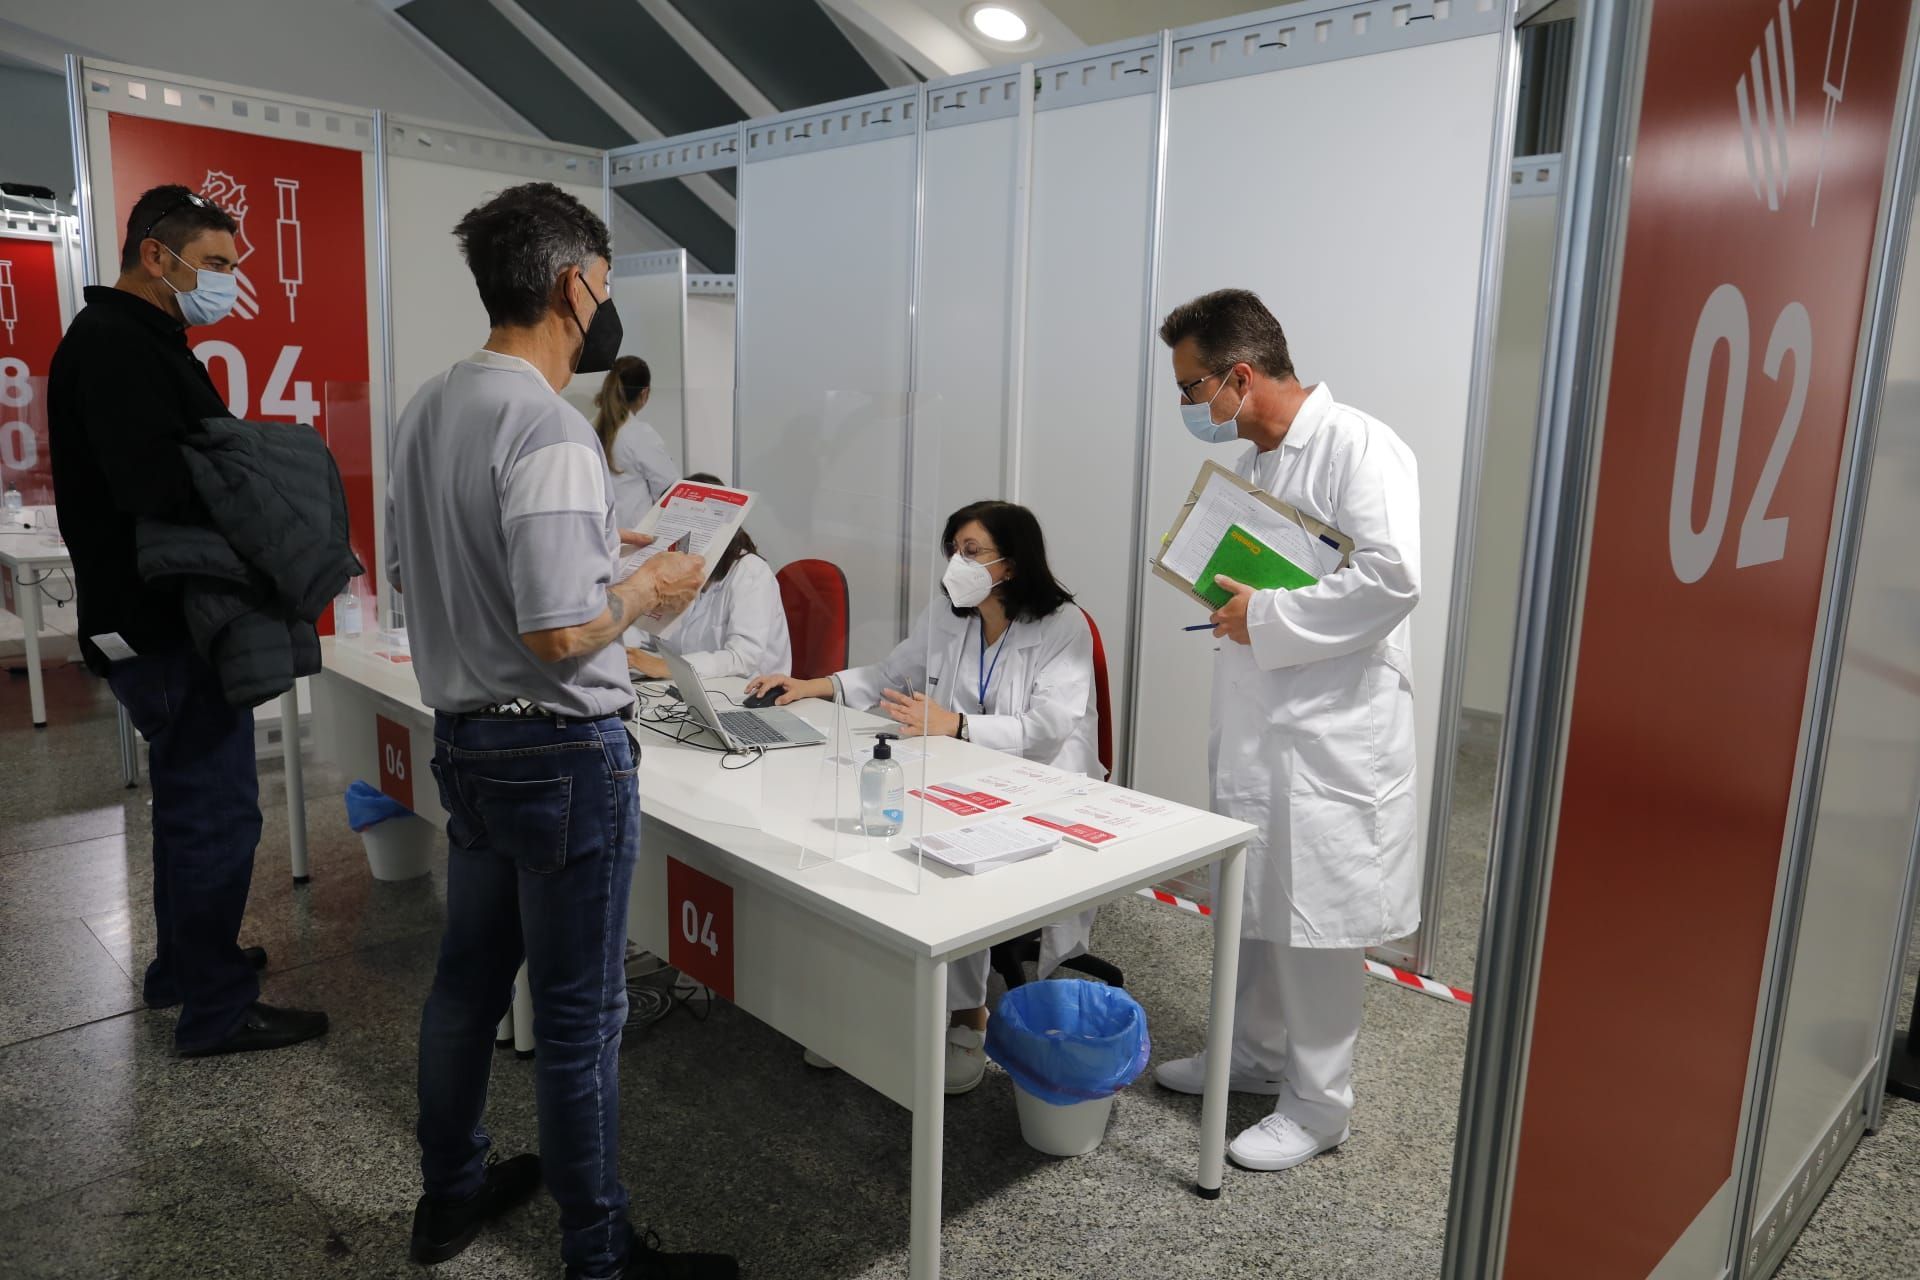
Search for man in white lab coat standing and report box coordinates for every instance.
[1153,288,1421,1172]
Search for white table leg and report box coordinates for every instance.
[1198,842,1249,1198]
[909,954,949,1280]
[512,962,535,1060]
[117,704,140,788]
[19,581,45,728]
[280,688,309,884]
[496,1010,514,1048]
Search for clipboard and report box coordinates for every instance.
[1151,459,1355,611]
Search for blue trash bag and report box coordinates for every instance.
[344,780,412,832]
[984,979,1151,1106]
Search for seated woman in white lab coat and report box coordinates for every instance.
[748,499,1102,1093]
[593,354,681,530]
[627,474,792,681]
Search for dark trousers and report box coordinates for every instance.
[106,649,263,1049]
[417,711,640,1280]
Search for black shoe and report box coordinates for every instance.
[178,1002,329,1057]
[624,1229,740,1279]
[145,947,272,1010]
[411,1152,543,1264]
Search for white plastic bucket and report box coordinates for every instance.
[1012,1082,1115,1157]
[361,813,435,881]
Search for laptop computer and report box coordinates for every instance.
[652,643,827,752]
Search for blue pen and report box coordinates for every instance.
[1183,623,1213,632]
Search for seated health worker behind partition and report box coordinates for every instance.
[748,500,1101,1093]
[1154,288,1421,1176]
[594,354,680,529]
[627,473,792,681]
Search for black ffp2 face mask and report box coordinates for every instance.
[569,272,624,375]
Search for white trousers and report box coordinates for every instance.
[1229,938,1365,1136]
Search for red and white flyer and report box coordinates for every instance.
[911,760,1084,817]
[619,481,755,630]
[1023,785,1197,848]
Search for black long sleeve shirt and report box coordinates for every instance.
[49,286,232,673]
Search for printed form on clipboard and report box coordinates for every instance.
[1151,460,1353,611]
[614,481,755,632]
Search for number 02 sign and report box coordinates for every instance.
[1508,0,1916,1274]
[666,857,734,1001]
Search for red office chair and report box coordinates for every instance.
[989,606,1125,992]
[776,559,850,679]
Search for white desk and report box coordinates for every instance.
[0,527,73,729]
[307,635,1254,1279]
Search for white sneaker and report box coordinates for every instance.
[945,1026,987,1094]
[802,1048,836,1070]
[1227,1113,1349,1171]
[1153,1053,1285,1096]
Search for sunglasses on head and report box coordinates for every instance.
[139,191,216,245]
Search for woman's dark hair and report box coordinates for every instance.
[941,500,1074,622]
[685,473,756,582]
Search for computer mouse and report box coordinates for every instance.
[743,688,780,710]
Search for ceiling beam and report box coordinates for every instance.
[484,0,737,226]
[629,0,779,119]
[813,0,989,78]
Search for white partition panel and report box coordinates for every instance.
[613,249,688,473]
[1751,183,1920,1250]
[736,94,917,665]
[686,276,736,482]
[385,118,606,422]
[1131,10,1508,954]
[1461,157,1560,720]
[907,70,1026,607]
[1019,47,1160,776]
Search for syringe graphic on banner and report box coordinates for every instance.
[1812,0,1860,228]
[0,261,16,345]
[274,178,304,322]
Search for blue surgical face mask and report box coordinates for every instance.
[163,245,238,326]
[1179,370,1246,444]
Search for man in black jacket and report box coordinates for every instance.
[49,184,328,1057]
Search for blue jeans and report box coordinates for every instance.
[417,711,640,1279]
[106,649,264,1049]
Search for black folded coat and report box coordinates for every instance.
[137,418,364,707]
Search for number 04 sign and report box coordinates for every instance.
[1506,0,1916,1274]
[666,857,735,1001]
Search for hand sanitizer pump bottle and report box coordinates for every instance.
[861,732,906,838]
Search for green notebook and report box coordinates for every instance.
[1195,523,1318,607]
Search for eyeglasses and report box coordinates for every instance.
[138,191,215,246]
[1177,368,1229,404]
[950,541,1001,562]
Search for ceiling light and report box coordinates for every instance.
[966,5,1030,44]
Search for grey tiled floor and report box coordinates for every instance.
[0,665,1914,1278]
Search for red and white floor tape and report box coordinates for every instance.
[1133,887,1474,1007]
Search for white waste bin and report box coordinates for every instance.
[1012,1082,1116,1157]
[360,812,435,881]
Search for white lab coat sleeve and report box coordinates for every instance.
[681,558,794,681]
[614,420,682,509]
[965,613,1095,762]
[1247,431,1421,671]
[835,605,934,710]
